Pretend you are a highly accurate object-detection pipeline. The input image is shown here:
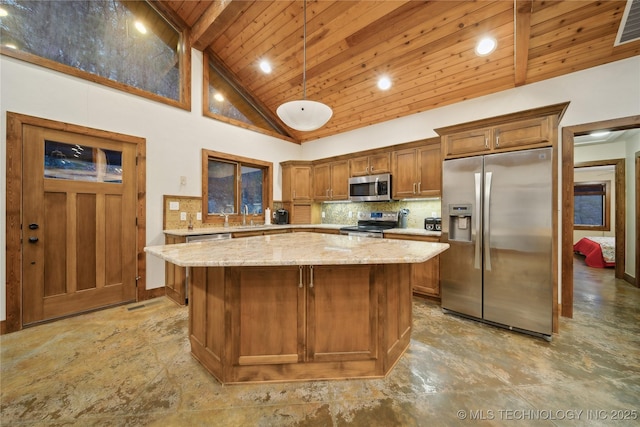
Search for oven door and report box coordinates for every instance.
[339,228,384,238]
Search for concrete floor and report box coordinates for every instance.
[1,257,639,426]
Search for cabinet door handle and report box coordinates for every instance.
[309,265,314,288]
[496,135,500,147]
[366,166,369,173]
[370,166,374,173]
[299,265,303,288]
[485,137,489,148]
[293,190,296,199]
[418,182,421,193]
[330,188,333,199]
[413,182,417,194]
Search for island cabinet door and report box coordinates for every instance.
[230,266,305,366]
[306,265,378,363]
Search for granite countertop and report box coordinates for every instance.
[146,232,449,267]
[163,224,440,238]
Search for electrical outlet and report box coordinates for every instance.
[180,212,187,221]
[169,201,179,211]
[196,212,202,221]
[348,211,353,218]
[180,176,187,185]
[321,211,325,218]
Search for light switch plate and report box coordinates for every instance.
[180,212,187,221]
[169,201,179,211]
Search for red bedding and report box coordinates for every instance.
[573,237,615,268]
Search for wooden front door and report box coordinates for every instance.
[22,125,137,325]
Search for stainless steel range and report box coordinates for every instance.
[339,211,399,238]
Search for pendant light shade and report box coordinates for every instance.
[277,100,333,132]
[277,0,332,132]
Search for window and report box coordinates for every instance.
[204,54,290,139]
[0,0,188,108]
[202,150,272,225]
[45,140,122,183]
[574,181,610,231]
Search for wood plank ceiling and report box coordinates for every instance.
[157,0,640,143]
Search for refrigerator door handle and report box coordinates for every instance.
[474,172,482,270]
[484,171,493,271]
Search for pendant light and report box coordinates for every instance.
[276,0,333,131]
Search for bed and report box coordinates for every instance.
[573,237,615,268]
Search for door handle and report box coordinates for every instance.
[474,172,482,269]
[309,265,314,288]
[484,172,493,271]
[28,237,39,243]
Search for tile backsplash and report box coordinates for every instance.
[164,194,440,230]
[321,199,441,228]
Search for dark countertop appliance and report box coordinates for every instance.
[339,211,399,238]
[424,217,442,231]
[274,209,289,224]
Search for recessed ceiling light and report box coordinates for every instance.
[475,36,496,56]
[214,93,225,102]
[377,76,392,91]
[0,7,8,17]
[259,60,272,74]
[134,21,147,35]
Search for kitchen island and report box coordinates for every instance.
[145,232,448,384]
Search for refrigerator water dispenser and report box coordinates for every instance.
[448,204,472,242]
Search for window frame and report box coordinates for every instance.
[0,0,191,111]
[573,180,611,231]
[201,149,272,225]
[202,52,295,143]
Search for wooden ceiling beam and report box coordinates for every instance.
[189,0,245,51]
[515,0,532,86]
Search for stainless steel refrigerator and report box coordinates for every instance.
[440,147,553,339]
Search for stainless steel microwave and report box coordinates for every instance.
[348,173,392,202]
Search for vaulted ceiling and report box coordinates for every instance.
[156,0,640,143]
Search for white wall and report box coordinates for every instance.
[2,52,639,322]
[0,50,302,321]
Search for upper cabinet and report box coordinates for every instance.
[392,139,441,199]
[313,160,349,201]
[436,103,570,159]
[349,152,391,177]
[281,161,312,202]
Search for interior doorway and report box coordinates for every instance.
[5,112,148,333]
[561,116,640,318]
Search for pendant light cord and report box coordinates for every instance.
[302,0,307,100]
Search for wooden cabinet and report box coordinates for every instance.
[349,152,391,176]
[437,107,563,159]
[281,161,312,201]
[282,202,315,224]
[165,234,187,305]
[385,234,440,298]
[313,160,349,201]
[392,142,441,199]
[189,262,412,383]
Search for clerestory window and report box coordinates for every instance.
[0,0,189,109]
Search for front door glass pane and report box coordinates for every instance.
[44,140,122,183]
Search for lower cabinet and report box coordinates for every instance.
[189,263,413,383]
[165,235,186,305]
[385,234,441,298]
